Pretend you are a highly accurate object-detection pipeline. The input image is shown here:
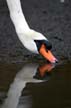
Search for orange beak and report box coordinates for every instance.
[39,44,58,63]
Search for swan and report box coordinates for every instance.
[6,0,58,63]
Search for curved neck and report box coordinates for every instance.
[6,0,30,33]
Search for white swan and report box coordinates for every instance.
[6,0,58,63]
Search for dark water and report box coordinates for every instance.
[0,60,71,108]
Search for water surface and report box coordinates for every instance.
[0,61,71,108]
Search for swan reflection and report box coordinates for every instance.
[1,62,55,108]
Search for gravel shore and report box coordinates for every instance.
[0,0,71,63]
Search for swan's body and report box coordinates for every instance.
[6,0,58,63]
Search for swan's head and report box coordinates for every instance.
[23,30,58,63]
[34,39,58,63]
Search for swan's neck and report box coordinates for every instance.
[6,0,30,33]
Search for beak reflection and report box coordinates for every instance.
[38,63,55,77]
[34,63,55,80]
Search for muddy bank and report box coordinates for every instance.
[0,0,71,63]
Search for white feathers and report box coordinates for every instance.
[6,0,30,33]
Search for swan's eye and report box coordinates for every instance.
[34,40,52,51]
[44,41,52,50]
